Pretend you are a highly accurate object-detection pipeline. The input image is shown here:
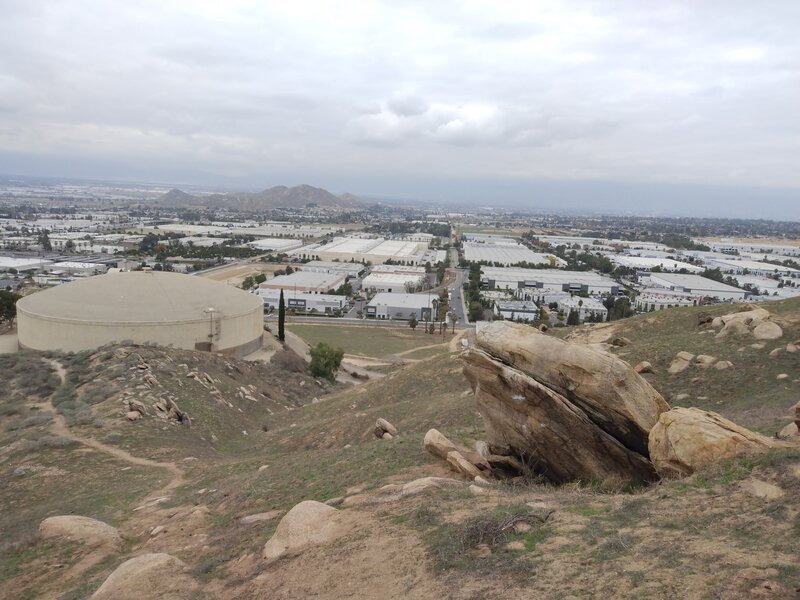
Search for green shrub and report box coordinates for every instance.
[308,343,344,382]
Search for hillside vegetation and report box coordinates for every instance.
[0,298,798,599]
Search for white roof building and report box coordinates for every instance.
[464,242,562,267]
[298,260,366,277]
[557,296,608,322]
[302,236,430,265]
[612,256,703,273]
[259,271,346,294]
[482,267,620,297]
[365,292,435,320]
[495,300,540,321]
[0,256,53,272]
[646,273,747,302]
[702,257,799,278]
[362,271,427,294]
[51,261,108,275]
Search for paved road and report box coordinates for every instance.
[447,267,469,325]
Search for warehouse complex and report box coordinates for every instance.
[16,271,264,355]
[258,271,346,294]
[291,236,430,264]
[644,273,747,302]
[481,267,620,298]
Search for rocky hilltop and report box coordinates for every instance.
[1,298,799,599]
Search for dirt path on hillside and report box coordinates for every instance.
[42,358,185,499]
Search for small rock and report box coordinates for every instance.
[149,525,165,537]
[263,501,344,561]
[13,466,32,477]
[374,417,398,438]
[675,393,690,401]
[90,553,197,600]
[769,348,784,358]
[258,465,270,472]
[240,510,282,524]
[324,497,344,507]
[473,475,492,486]
[381,432,394,440]
[750,343,766,350]
[695,355,717,369]
[505,540,526,551]
[714,361,733,371]
[611,336,631,347]
[40,516,121,548]
[468,484,486,495]
[125,411,141,421]
[474,440,490,458]
[446,450,483,479]
[786,343,798,353]
[634,361,654,374]
[777,373,788,380]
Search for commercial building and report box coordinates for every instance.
[363,264,428,294]
[246,238,304,252]
[702,257,799,278]
[365,292,434,320]
[16,271,263,355]
[463,242,562,267]
[50,261,108,275]
[646,273,747,302]
[293,236,429,265]
[0,256,53,272]
[557,296,608,322]
[611,256,703,273]
[494,300,540,321]
[634,291,697,312]
[482,267,619,300]
[256,289,346,315]
[298,260,366,278]
[259,271,346,294]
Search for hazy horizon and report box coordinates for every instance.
[1,1,799,220]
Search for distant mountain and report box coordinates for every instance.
[160,188,197,205]
[156,184,370,210]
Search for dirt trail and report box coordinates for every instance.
[42,358,185,498]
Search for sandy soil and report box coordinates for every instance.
[0,332,18,354]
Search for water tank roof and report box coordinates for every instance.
[17,271,262,324]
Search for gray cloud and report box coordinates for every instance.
[0,0,798,217]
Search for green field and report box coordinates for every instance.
[287,323,452,358]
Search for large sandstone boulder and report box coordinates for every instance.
[91,553,202,600]
[462,349,659,483]
[471,322,668,456]
[752,321,783,340]
[461,322,668,484]
[648,407,786,478]
[263,500,345,561]
[39,516,121,548]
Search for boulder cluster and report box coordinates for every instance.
[710,306,783,340]
[444,322,794,484]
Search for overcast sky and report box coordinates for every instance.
[1,1,799,218]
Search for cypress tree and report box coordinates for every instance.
[278,289,286,342]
